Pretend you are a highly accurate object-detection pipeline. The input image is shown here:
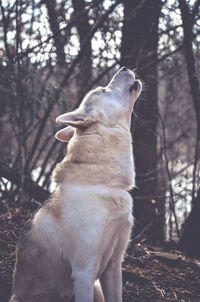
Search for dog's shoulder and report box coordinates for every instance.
[101,187,133,221]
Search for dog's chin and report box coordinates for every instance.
[125,80,142,123]
[129,80,142,97]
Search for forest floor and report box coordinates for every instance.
[0,203,200,302]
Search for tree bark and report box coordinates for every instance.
[178,0,200,258]
[42,0,66,65]
[178,0,200,136]
[180,187,200,258]
[121,0,163,244]
[71,0,92,98]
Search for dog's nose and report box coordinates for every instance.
[121,67,128,72]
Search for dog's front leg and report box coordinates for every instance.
[100,259,122,302]
[72,269,95,302]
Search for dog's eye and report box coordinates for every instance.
[102,88,106,93]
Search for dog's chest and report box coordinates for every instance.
[58,184,133,221]
[32,184,133,285]
[58,184,133,259]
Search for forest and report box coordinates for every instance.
[0,0,200,301]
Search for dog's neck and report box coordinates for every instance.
[53,125,135,190]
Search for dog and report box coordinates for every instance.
[9,67,142,302]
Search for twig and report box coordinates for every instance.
[0,163,50,202]
[132,219,154,244]
[192,132,200,203]
[36,140,58,184]
[158,112,180,240]
[42,144,66,188]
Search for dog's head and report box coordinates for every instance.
[55,67,142,142]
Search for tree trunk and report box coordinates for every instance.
[42,0,66,66]
[178,0,200,136]
[180,188,200,258]
[72,0,92,98]
[120,0,163,244]
[178,0,200,257]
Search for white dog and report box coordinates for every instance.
[9,67,142,302]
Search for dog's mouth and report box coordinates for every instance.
[129,80,140,93]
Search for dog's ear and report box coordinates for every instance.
[55,126,74,142]
[56,108,94,128]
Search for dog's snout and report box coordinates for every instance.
[121,67,128,72]
[119,67,135,79]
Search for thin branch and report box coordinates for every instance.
[60,0,121,89]
[141,43,183,72]
[76,61,119,107]
[132,219,154,244]
[192,132,200,203]
[0,0,13,62]
[36,140,58,183]
[158,112,180,240]
[0,163,50,202]
[30,135,52,171]
[192,0,200,23]
[42,143,66,188]
[25,98,56,173]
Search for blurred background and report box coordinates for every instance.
[0,0,200,258]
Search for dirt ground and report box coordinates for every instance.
[1,203,200,302]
